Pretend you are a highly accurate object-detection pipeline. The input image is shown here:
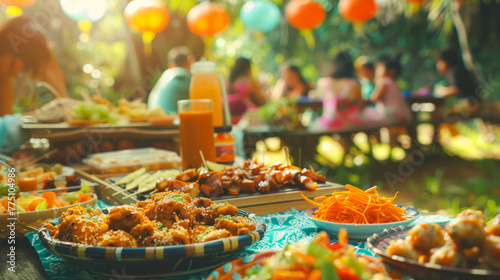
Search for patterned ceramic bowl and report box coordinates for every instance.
[38,209,266,278]
[367,225,500,280]
[305,205,420,240]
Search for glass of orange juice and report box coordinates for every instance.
[178,99,216,170]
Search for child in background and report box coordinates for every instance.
[312,51,363,130]
[363,54,412,124]
[355,57,376,103]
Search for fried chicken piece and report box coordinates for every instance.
[96,230,138,247]
[193,197,212,208]
[154,198,192,228]
[199,229,232,242]
[56,215,108,245]
[170,227,190,245]
[140,229,178,246]
[214,216,256,236]
[429,245,468,268]
[108,205,148,232]
[135,199,156,220]
[130,221,157,244]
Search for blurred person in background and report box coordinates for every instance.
[356,56,376,103]
[0,16,67,116]
[147,47,196,114]
[271,64,311,101]
[363,54,412,124]
[0,16,67,153]
[434,49,481,115]
[312,51,362,130]
[227,57,267,124]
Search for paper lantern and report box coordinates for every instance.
[187,2,230,37]
[0,0,36,9]
[285,0,326,48]
[339,0,378,24]
[124,0,170,56]
[240,0,280,33]
[187,2,229,59]
[285,0,325,29]
[60,0,107,39]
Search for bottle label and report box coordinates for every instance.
[215,143,235,164]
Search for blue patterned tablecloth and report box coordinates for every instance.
[25,200,452,280]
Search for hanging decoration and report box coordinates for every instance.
[60,0,107,40]
[338,0,378,32]
[124,0,170,56]
[240,0,281,33]
[0,0,36,17]
[187,2,230,60]
[285,0,326,48]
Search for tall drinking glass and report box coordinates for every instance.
[178,99,216,170]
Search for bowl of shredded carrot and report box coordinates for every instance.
[301,184,420,240]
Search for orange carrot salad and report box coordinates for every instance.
[301,184,410,224]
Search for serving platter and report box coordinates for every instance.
[367,225,500,280]
[305,205,420,240]
[39,209,266,278]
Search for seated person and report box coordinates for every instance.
[147,47,195,114]
[434,49,481,115]
[0,16,67,116]
[313,51,363,130]
[271,64,311,101]
[364,54,412,124]
[227,57,267,124]
[356,56,375,103]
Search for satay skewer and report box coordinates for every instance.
[199,150,209,171]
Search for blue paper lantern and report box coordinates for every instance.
[240,0,280,33]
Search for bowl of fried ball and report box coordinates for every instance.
[367,209,500,280]
[38,191,266,278]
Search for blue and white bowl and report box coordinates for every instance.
[38,209,266,278]
[304,205,420,240]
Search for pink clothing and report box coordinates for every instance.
[317,78,363,130]
[378,77,412,121]
[227,80,257,124]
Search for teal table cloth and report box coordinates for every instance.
[25,200,452,280]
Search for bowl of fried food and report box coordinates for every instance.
[38,191,266,278]
[368,209,500,280]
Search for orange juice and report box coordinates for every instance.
[189,62,223,127]
[178,102,216,169]
[18,177,38,192]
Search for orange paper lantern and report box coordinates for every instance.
[124,0,169,56]
[0,0,36,9]
[124,0,169,34]
[285,0,326,30]
[187,2,230,37]
[339,0,378,24]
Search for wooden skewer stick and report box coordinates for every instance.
[199,150,209,171]
[175,161,182,174]
[22,149,59,168]
[284,146,290,166]
[309,164,315,173]
[122,191,142,199]
[112,187,133,196]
